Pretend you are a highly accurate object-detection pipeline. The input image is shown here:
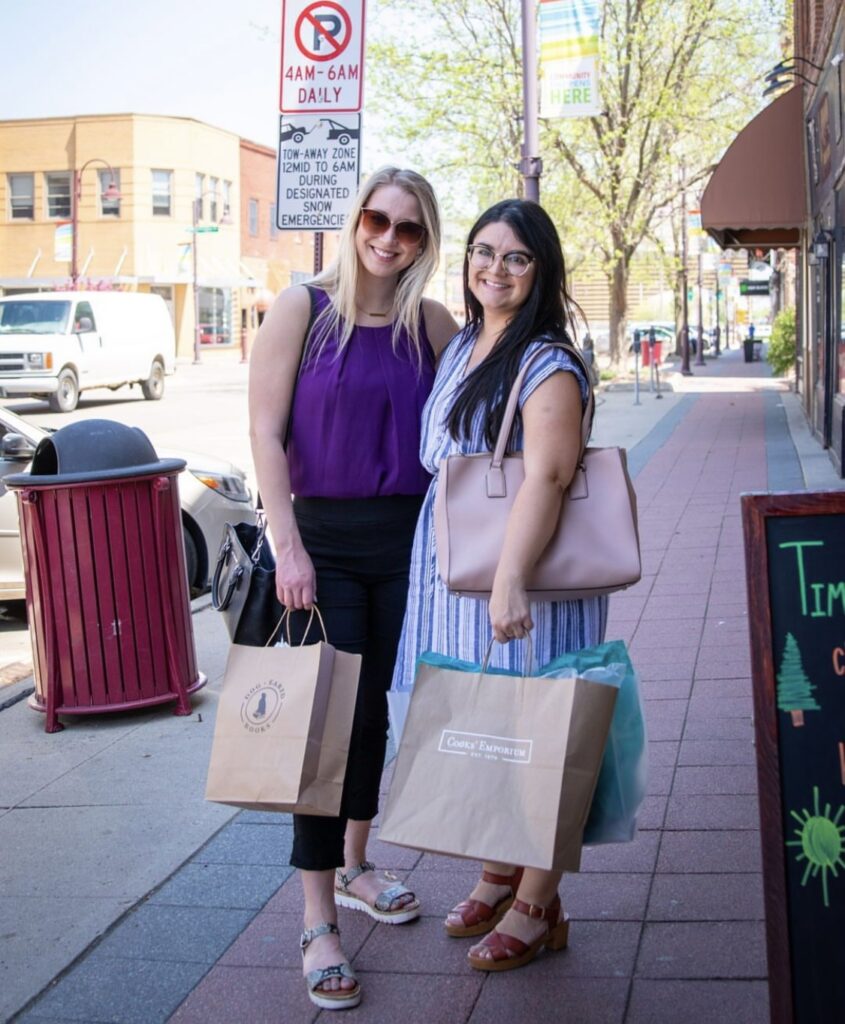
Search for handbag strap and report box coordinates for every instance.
[490,342,595,468]
[210,515,267,613]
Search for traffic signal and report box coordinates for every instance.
[687,287,694,302]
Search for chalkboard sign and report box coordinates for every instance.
[742,492,845,1024]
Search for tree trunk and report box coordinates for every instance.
[608,256,629,369]
[790,708,805,727]
[674,272,684,355]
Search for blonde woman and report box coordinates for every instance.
[249,167,457,1010]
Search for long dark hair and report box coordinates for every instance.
[447,199,580,449]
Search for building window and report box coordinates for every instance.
[270,203,279,238]
[195,173,205,221]
[8,173,34,219]
[98,169,121,217]
[291,271,310,286]
[223,180,232,218]
[152,169,172,216]
[45,172,72,219]
[248,199,259,237]
[210,177,219,221]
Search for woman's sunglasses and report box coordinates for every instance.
[359,208,427,246]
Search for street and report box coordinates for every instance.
[2,357,256,489]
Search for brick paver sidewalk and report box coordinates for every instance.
[20,350,785,1024]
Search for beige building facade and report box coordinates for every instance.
[0,113,337,359]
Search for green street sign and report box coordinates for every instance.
[740,279,769,296]
[190,226,220,234]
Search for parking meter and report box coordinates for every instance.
[632,329,641,355]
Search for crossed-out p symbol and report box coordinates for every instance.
[313,13,341,50]
[295,1,352,61]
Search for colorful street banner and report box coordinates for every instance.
[54,221,72,263]
[540,0,601,118]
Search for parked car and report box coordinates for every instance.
[0,406,255,600]
[280,123,312,144]
[0,292,176,413]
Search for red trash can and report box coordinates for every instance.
[651,341,663,364]
[641,341,651,367]
[7,420,206,732]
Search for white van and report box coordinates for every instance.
[0,291,176,412]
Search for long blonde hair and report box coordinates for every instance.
[309,166,441,363]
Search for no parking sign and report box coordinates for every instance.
[280,0,366,113]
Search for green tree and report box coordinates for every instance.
[767,306,797,376]
[369,0,783,364]
[777,632,820,727]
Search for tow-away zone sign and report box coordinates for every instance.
[276,114,361,231]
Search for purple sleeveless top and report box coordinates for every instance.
[286,287,436,498]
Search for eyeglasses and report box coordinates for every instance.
[467,244,535,277]
[359,208,427,245]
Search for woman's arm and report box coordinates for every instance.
[248,285,316,610]
[488,370,584,644]
[422,297,460,358]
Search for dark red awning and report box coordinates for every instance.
[701,87,807,250]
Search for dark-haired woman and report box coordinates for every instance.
[392,198,607,972]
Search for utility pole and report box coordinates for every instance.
[695,234,706,367]
[680,185,693,376]
[520,0,542,202]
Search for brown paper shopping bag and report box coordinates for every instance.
[205,625,361,816]
[379,656,617,871]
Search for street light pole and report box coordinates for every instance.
[70,158,120,289]
[695,234,706,366]
[192,199,201,365]
[191,192,232,365]
[520,0,542,202]
[680,185,693,376]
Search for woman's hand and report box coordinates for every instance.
[489,573,533,644]
[275,541,317,610]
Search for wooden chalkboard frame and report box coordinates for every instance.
[742,490,845,1024]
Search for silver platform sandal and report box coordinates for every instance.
[335,860,421,924]
[300,922,361,1011]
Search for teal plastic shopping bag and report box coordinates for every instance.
[537,640,647,844]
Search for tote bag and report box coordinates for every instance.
[206,610,361,816]
[380,647,617,871]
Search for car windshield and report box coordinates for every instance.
[0,301,71,335]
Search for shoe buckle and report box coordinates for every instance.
[526,903,544,920]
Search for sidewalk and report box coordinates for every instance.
[3,348,842,1023]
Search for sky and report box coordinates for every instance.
[0,0,393,155]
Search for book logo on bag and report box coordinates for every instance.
[241,680,286,732]
[438,729,532,764]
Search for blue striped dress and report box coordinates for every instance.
[391,328,608,690]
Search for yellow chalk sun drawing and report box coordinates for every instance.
[785,786,845,908]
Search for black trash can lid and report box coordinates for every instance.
[6,419,186,487]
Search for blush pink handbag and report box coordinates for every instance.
[433,343,641,601]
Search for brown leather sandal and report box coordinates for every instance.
[444,867,525,938]
[467,895,570,972]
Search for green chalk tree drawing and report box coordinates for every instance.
[776,633,820,727]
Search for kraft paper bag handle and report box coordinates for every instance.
[265,605,329,648]
[480,633,535,678]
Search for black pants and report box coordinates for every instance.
[288,495,422,871]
